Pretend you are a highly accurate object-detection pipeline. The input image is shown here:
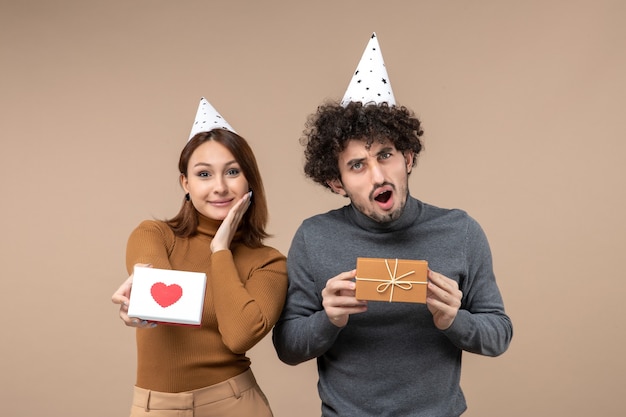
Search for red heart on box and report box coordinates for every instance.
[150,282,183,308]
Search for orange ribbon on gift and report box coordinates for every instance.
[356,258,428,302]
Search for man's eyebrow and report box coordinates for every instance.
[345,157,365,167]
[377,146,394,155]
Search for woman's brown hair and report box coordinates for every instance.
[165,129,269,247]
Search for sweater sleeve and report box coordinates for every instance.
[210,247,288,354]
[442,217,513,356]
[272,227,344,365]
[125,220,175,274]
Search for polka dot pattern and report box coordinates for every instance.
[188,97,236,140]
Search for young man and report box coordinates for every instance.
[272,34,512,417]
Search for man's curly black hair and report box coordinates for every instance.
[300,101,424,189]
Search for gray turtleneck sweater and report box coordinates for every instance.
[273,196,512,417]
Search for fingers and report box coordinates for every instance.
[322,270,360,299]
[111,275,133,305]
[111,277,132,303]
[113,264,157,328]
[322,270,367,327]
[118,305,157,328]
[426,270,462,330]
[126,318,157,328]
[211,192,252,252]
[111,263,151,305]
[237,191,253,215]
[226,192,252,224]
[427,270,462,306]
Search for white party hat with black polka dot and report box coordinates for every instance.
[188,97,236,140]
[340,32,396,107]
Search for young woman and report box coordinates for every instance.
[112,128,287,417]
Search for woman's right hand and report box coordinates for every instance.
[111,263,157,328]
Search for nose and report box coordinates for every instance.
[370,161,385,185]
[213,176,228,194]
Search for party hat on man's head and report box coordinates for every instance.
[188,97,236,140]
[340,32,396,107]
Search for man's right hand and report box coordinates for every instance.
[321,269,368,327]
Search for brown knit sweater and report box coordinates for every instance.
[125,214,288,392]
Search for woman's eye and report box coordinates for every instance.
[198,171,210,178]
[226,168,241,176]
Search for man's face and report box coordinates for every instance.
[328,138,414,223]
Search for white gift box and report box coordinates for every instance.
[127,266,207,326]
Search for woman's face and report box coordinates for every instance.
[181,140,249,221]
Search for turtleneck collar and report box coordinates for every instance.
[347,195,421,233]
[195,213,245,243]
[196,213,221,237]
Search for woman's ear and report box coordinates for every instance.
[327,178,347,196]
[180,174,189,193]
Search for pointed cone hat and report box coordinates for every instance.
[188,97,236,140]
[340,32,396,107]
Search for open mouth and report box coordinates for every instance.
[374,190,392,204]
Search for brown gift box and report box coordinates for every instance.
[355,257,429,303]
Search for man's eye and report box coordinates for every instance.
[380,152,392,160]
[351,162,363,170]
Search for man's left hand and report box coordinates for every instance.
[426,270,462,330]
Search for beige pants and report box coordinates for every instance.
[129,369,273,417]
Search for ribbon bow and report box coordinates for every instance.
[357,259,427,302]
